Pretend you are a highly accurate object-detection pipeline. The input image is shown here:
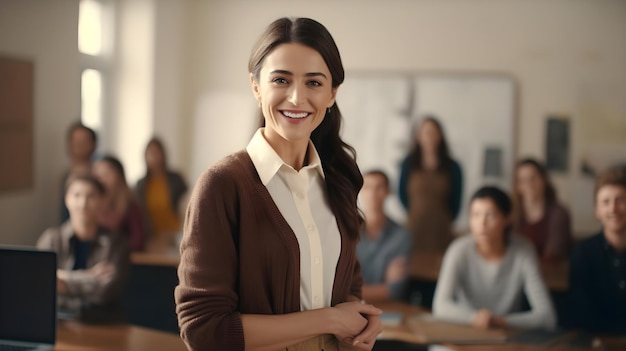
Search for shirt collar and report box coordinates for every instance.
[246,128,325,186]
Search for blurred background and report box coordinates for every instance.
[1,0,625,246]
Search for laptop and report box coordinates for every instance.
[0,247,57,350]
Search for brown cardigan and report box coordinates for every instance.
[174,151,363,351]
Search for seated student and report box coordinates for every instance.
[568,167,626,334]
[357,170,411,302]
[135,137,188,248]
[37,174,129,320]
[513,158,572,262]
[93,155,149,252]
[59,122,98,223]
[433,186,556,330]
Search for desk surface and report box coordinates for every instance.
[410,252,569,292]
[55,321,187,351]
[376,302,624,351]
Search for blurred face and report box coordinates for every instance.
[516,164,545,202]
[360,173,389,213]
[65,180,102,229]
[595,185,626,235]
[145,143,165,173]
[69,128,95,160]
[251,43,337,147]
[469,198,510,246]
[92,161,122,194]
[418,120,442,151]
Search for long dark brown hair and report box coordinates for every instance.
[407,116,452,172]
[248,17,364,239]
[513,158,557,227]
[144,136,168,177]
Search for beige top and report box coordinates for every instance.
[246,128,340,310]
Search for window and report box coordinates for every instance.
[80,69,102,130]
[78,0,103,56]
[78,0,113,144]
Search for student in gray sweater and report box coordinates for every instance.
[433,186,556,330]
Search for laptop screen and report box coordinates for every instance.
[0,247,57,345]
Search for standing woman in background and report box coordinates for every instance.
[513,158,572,262]
[93,155,149,252]
[398,116,463,257]
[175,17,381,351]
[136,137,188,251]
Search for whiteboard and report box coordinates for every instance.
[337,73,516,233]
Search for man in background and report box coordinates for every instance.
[568,166,626,334]
[357,170,411,302]
[60,122,98,223]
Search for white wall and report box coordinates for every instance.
[0,0,80,246]
[183,0,626,236]
[1,0,624,246]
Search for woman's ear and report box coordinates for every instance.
[250,73,261,103]
[328,87,338,108]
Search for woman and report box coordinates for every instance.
[398,117,463,256]
[93,155,149,252]
[514,158,572,261]
[432,186,556,330]
[175,18,382,351]
[136,137,187,248]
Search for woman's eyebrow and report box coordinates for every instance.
[270,70,328,79]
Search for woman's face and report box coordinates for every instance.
[250,43,337,147]
[145,143,165,172]
[418,120,442,151]
[92,161,122,193]
[516,164,545,202]
[469,198,510,246]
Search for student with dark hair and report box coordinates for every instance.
[433,186,556,330]
[513,158,572,261]
[357,170,411,302]
[59,122,98,223]
[568,167,626,334]
[136,137,188,243]
[38,174,129,320]
[92,155,149,252]
[398,116,463,256]
[175,17,382,351]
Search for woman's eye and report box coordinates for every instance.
[308,80,321,87]
[272,78,288,84]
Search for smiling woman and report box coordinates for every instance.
[175,17,383,351]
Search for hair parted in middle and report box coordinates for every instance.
[248,17,364,238]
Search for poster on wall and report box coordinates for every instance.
[0,55,34,193]
[545,116,570,172]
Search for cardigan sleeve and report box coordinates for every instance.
[504,244,556,329]
[174,167,245,351]
[432,239,476,324]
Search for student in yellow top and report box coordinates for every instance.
[136,137,188,244]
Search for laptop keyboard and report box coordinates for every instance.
[0,345,38,351]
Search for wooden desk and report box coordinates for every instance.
[410,252,569,292]
[55,320,186,351]
[131,251,180,267]
[375,302,625,351]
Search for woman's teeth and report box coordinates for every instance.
[282,111,309,119]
